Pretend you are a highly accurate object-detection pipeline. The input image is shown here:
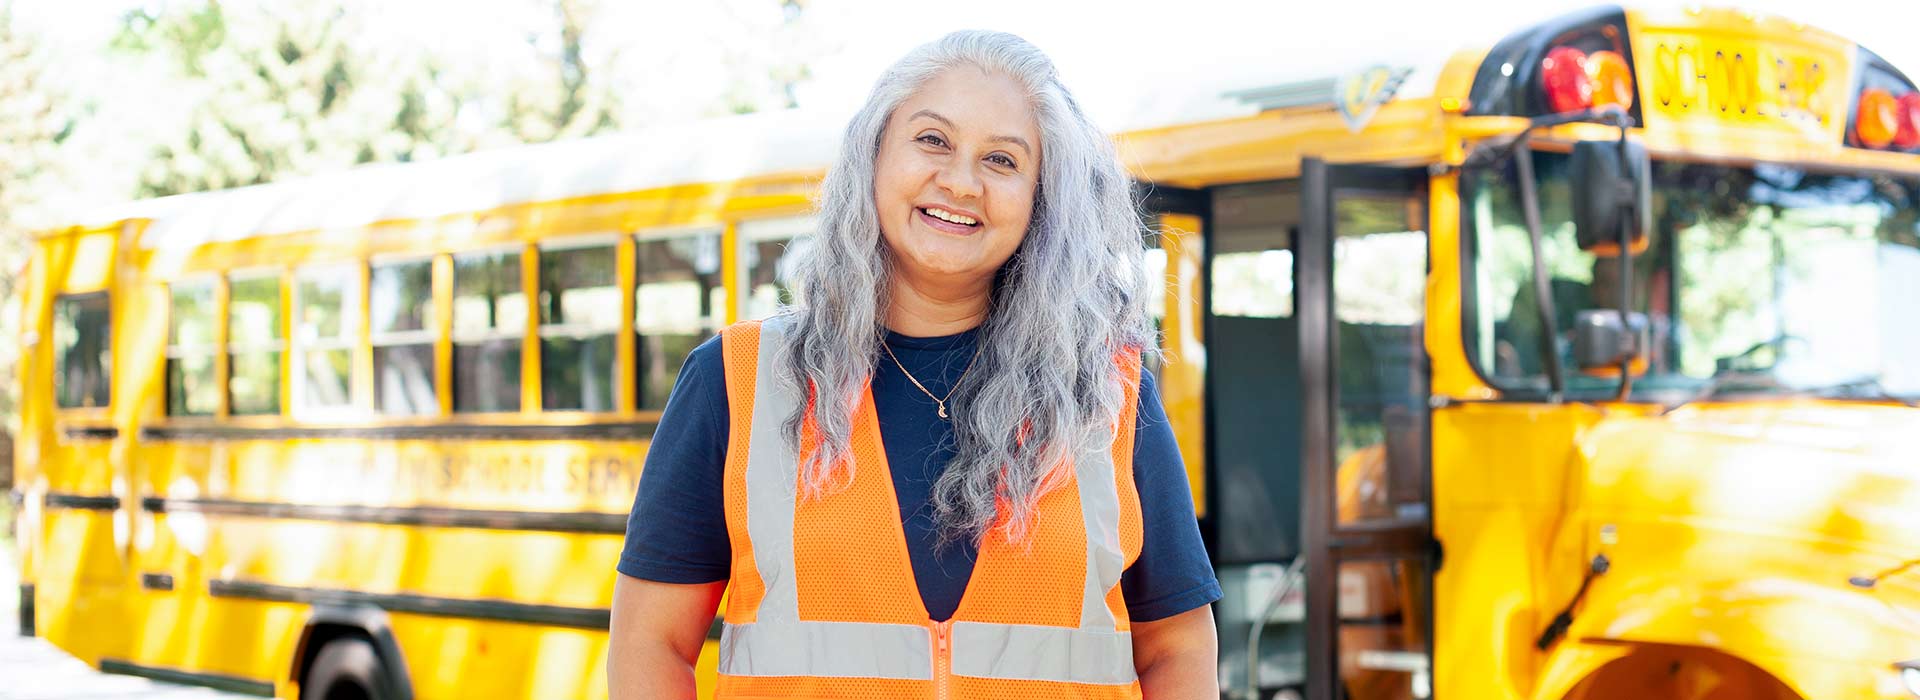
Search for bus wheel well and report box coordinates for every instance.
[1562,642,1802,700]
[293,606,414,700]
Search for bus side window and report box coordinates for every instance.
[737,216,815,323]
[53,292,112,409]
[165,282,217,416]
[1207,180,1303,564]
[1331,192,1429,526]
[228,272,283,415]
[452,249,526,413]
[539,242,619,412]
[294,265,359,416]
[636,234,721,410]
[370,259,437,415]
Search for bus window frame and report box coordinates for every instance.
[1456,145,1587,402]
[163,274,223,419]
[733,216,814,322]
[367,252,442,418]
[290,261,368,422]
[50,289,114,416]
[1458,148,1920,404]
[535,232,626,415]
[448,242,530,415]
[634,225,725,412]
[224,265,289,419]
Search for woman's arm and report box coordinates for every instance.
[1132,603,1219,699]
[607,574,726,700]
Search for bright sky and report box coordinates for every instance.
[16,0,1920,149]
[26,0,1920,114]
[802,0,1920,129]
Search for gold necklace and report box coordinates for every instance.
[881,340,980,420]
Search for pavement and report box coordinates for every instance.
[0,549,252,699]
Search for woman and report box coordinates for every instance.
[609,30,1220,700]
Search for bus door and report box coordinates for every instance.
[1298,159,1433,700]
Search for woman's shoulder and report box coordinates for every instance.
[650,334,730,436]
[683,332,729,384]
[679,318,786,399]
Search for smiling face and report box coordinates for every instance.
[873,66,1043,293]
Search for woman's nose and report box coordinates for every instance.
[934,158,983,200]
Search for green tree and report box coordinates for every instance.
[113,0,638,197]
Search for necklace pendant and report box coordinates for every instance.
[937,403,948,419]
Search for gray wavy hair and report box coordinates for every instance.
[776,30,1154,546]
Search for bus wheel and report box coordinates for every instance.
[304,637,395,700]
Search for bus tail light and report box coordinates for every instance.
[1542,47,1593,112]
[1895,92,1920,150]
[1541,47,1636,114]
[1856,88,1899,149]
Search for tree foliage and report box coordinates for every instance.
[114,0,638,197]
[0,0,823,435]
[0,2,69,422]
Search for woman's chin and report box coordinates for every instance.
[901,253,992,283]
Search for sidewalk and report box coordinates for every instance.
[0,545,250,699]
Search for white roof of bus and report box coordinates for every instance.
[119,107,851,250]
[113,39,1474,252]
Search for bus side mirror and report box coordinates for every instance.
[1572,309,1650,376]
[1569,139,1651,256]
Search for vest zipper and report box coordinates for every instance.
[933,620,953,700]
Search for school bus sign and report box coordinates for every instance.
[1633,12,1851,142]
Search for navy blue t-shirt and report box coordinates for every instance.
[618,327,1221,623]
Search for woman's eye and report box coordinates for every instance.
[916,134,947,148]
[987,154,1016,168]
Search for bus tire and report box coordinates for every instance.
[304,636,395,700]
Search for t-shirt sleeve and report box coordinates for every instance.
[616,335,732,584]
[1120,369,1223,622]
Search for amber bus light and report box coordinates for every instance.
[1857,88,1901,149]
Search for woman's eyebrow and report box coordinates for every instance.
[988,134,1031,156]
[908,109,954,127]
[909,109,1032,156]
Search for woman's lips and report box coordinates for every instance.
[917,207,981,235]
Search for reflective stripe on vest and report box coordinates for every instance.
[719,620,933,679]
[719,316,1138,685]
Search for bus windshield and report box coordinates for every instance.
[1466,152,1920,403]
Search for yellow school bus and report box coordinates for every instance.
[12,5,1920,699]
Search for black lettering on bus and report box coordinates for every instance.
[1806,62,1825,124]
[1654,43,1676,107]
[566,456,586,493]
[1733,52,1751,115]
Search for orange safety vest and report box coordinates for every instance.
[715,318,1147,700]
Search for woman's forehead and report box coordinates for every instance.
[895,68,1040,145]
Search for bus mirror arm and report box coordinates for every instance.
[1459,106,1634,170]
[1511,138,1566,403]
[1604,118,1649,401]
[1461,106,1640,403]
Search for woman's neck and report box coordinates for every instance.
[886,272,989,337]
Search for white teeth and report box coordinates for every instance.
[923,207,978,226]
